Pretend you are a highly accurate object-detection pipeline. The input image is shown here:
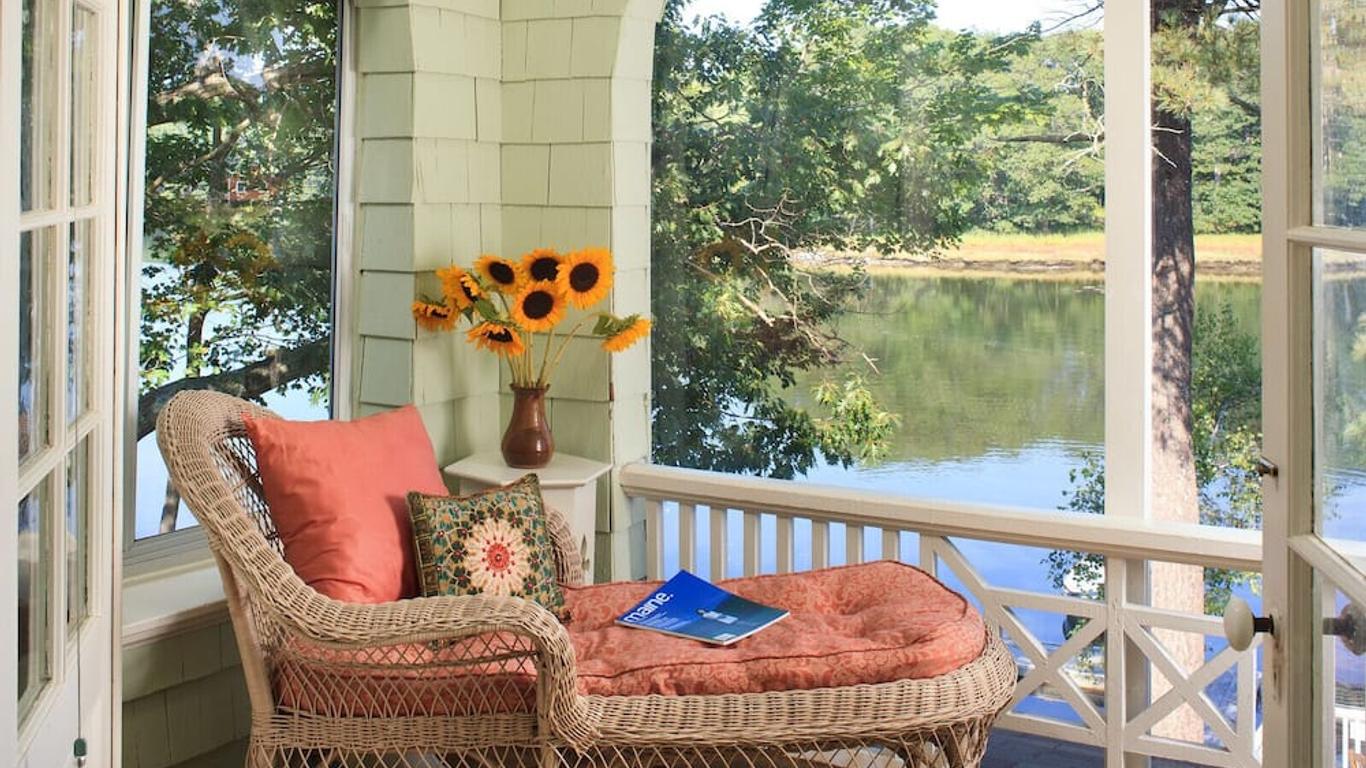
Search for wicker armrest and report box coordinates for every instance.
[264,588,599,748]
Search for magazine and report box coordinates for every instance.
[616,569,789,645]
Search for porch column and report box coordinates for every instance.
[352,1,505,458]
[500,0,662,581]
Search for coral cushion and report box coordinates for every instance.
[244,406,449,603]
[569,561,986,695]
[274,561,986,715]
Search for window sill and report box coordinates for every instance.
[121,557,227,647]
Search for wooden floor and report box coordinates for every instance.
[983,730,1202,768]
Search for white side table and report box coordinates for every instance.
[443,452,611,584]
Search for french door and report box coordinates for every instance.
[1260,0,1366,766]
[2,0,120,764]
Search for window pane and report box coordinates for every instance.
[1315,0,1366,228]
[1313,249,1366,551]
[133,0,340,539]
[18,481,51,718]
[20,0,59,213]
[70,3,98,208]
[20,228,52,465]
[68,220,92,425]
[66,441,89,628]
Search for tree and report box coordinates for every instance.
[651,0,1044,475]
[138,0,339,530]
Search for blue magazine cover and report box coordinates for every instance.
[616,570,789,645]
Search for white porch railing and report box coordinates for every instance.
[619,462,1269,768]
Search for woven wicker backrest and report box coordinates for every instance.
[155,389,585,610]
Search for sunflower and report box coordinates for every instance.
[557,248,614,308]
[412,299,458,332]
[436,265,482,310]
[601,315,651,352]
[466,322,526,357]
[475,254,523,293]
[521,248,563,284]
[510,280,566,332]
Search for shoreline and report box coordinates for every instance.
[808,254,1263,281]
[798,232,1265,281]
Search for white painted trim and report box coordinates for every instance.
[0,0,23,758]
[120,561,227,647]
[1260,0,1318,765]
[1102,0,1153,525]
[332,0,358,421]
[619,463,1262,571]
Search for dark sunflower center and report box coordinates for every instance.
[522,291,555,320]
[461,281,479,301]
[489,262,516,285]
[487,327,514,343]
[569,263,600,292]
[529,257,559,281]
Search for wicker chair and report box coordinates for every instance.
[157,390,1017,768]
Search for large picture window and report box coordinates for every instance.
[128,0,342,546]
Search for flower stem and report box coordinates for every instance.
[541,314,602,385]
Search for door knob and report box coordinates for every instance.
[1325,602,1366,656]
[1224,597,1274,651]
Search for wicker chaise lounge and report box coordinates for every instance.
[157,390,1017,768]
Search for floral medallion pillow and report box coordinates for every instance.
[406,474,566,619]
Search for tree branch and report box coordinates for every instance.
[137,338,329,440]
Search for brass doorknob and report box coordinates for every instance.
[1224,597,1273,651]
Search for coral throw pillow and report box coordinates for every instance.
[242,406,448,603]
[406,475,566,619]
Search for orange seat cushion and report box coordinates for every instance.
[570,561,985,696]
[244,406,449,603]
[275,561,985,715]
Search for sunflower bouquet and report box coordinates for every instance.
[410,247,650,390]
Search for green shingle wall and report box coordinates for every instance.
[125,5,665,762]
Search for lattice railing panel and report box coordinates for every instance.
[634,484,1265,768]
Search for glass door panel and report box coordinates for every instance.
[19,229,52,465]
[20,0,60,214]
[1312,248,1366,556]
[1314,0,1366,229]
[70,4,97,207]
[1315,571,1366,768]
[17,480,50,716]
[68,219,92,424]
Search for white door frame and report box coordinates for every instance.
[1260,0,1366,765]
[1,0,126,762]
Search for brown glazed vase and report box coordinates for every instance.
[502,385,554,468]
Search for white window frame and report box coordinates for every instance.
[119,0,356,577]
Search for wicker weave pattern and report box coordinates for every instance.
[156,390,1016,768]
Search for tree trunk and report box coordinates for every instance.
[1149,0,1206,742]
[159,308,207,534]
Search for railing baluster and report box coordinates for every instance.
[710,507,727,581]
[678,503,696,574]
[920,534,938,576]
[811,520,829,570]
[846,524,864,565]
[743,510,761,576]
[882,528,899,561]
[776,515,794,573]
[645,499,663,580]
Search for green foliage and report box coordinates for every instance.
[812,375,903,464]
[651,0,1046,475]
[139,0,337,414]
[1048,303,1263,615]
